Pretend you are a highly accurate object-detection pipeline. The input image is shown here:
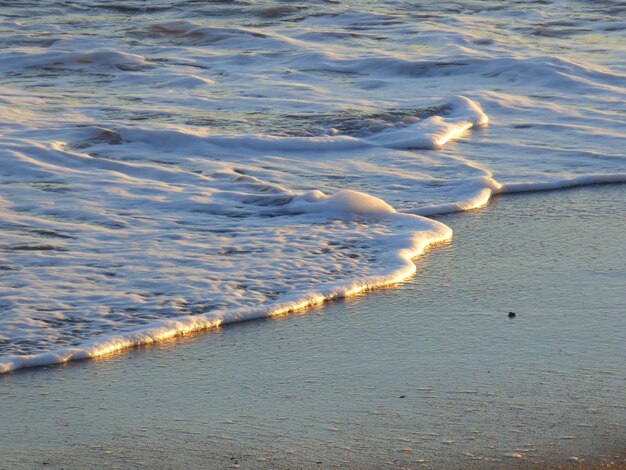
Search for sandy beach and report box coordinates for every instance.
[1,184,624,469]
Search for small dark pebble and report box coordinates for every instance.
[399,395,406,398]
[508,311,516,318]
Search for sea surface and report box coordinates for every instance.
[1,0,625,372]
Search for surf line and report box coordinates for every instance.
[409,172,626,217]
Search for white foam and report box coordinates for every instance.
[367,96,488,149]
[499,174,626,194]
[0,190,451,373]
[411,177,502,216]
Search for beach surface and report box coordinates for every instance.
[1,185,624,469]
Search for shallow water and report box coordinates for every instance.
[0,1,625,370]
[1,186,624,469]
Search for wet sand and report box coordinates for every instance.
[1,185,625,469]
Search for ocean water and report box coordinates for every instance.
[0,0,625,373]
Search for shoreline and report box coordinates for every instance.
[2,180,625,375]
[2,184,625,469]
